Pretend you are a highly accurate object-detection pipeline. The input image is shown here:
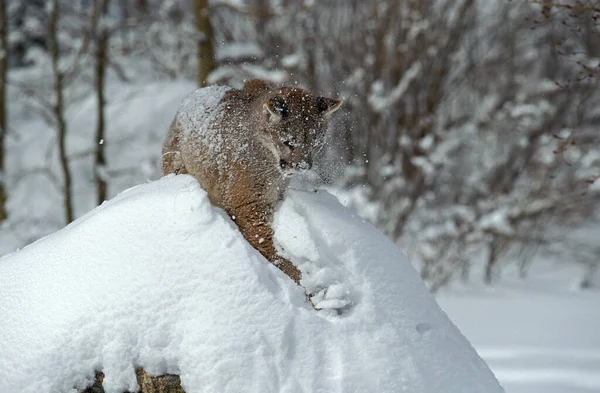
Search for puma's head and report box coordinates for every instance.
[259,86,343,176]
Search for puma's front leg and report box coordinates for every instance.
[229,201,301,285]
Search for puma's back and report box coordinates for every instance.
[162,79,342,283]
[162,84,233,205]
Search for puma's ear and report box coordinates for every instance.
[244,79,271,94]
[263,95,287,122]
[316,96,343,116]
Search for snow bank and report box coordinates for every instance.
[0,175,503,393]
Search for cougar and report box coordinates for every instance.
[162,79,343,284]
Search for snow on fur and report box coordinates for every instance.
[0,175,503,393]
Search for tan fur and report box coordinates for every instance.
[162,79,342,284]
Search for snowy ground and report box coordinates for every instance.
[438,262,600,393]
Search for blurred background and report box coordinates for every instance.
[0,1,599,392]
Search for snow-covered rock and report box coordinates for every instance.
[0,175,503,393]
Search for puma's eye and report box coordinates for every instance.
[283,140,294,149]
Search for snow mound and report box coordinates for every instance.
[0,175,503,393]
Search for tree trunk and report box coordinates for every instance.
[194,0,215,87]
[302,4,319,92]
[93,0,110,206]
[136,0,149,14]
[82,369,185,393]
[49,0,74,224]
[135,369,185,393]
[0,0,8,223]
[484,240,499,284]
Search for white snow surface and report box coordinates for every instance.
[438,260,600,393]
[0,175,503,393]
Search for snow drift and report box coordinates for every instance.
[0,175,503,393]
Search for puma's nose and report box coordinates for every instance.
[279,159,288,169]
[295,161,311,170]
